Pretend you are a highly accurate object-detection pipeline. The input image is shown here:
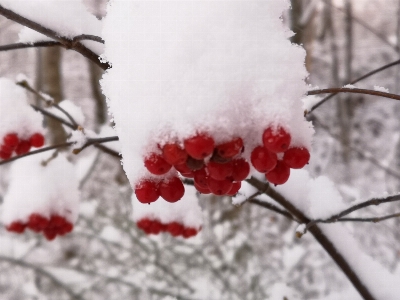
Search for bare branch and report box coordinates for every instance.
[248,198,296,221]
[0,41,61,51]
[307,87,400,101]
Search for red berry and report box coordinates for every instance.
[207,177,233,196]
[30,133,45,148]
[28,213,49,232]
[162,143,188,165]
[137,218,152,231]
[193,168,208,189]
[148,220,163,234]
[59,222,73,235]
[6,221,26,233]
[262,127,291,153]
[0,148,12,160]
[266,161,291,185]
[227,181,241,196]
[194,182,211,194]
[15,140,31,155]
[144,153,172,175]
[283,147,310,169]
[43,228,57,241]
[135,180,160,203]
[184,134,215,160]
[3,133,19,149]
[174,163,193,177]
[167,222,184,237]
[250,146,277,173]
[206,161,233,180]
[183,227,198,238]
[215,137,243,159]
[231,158,250,181]
[159,176,185,202]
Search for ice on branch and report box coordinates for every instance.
[2,152,80,240]
[101,1,314,199]
[0,0,104,54]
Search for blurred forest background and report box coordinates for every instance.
[1,0,400,299]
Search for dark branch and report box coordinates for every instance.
[307,87,400,101]
[0,41,61,51]
[0,5,110,70]
[248,198,296,221]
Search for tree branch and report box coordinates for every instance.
[307,87,400,101]
[0,5,109,70]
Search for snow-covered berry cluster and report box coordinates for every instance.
[6,213,73,241]
[0,78,45,160]
[0,132,45,160]
[137,218,199,238]
[251,126,310,185]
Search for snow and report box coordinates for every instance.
[0,0,104,54]
[343,84,356,89]
[269,282,300,299]
[46,99,85,133]
[2,152,80,225]
[373,85,389,93]
[68,130,87,149]
[0,78,45,140]
[101,0,314,186]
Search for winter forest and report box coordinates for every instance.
[0,0,399,299]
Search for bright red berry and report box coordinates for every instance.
[227,181,241,196]
[231,158,250,181]
[30,133,45,148]
[174,163,193,177]
[266,161,290,185]
[159,177,185,202]
[6,221,26,233]
[206,161,233,180]
[59,222,73,235]
[184,134,215,160]
[137,218,152,231]
[167,222,184,237]
[162,143,188,165]
[194,182,211,194]
[207,177,233,196]
[283,147,310,169]
[250,146,277,173]
[135,180,160,203]
[215,137,243,159]
[148,220,163,234]
[15,140,31,155]
[183,227,198,238]
[262,127,291,153]
[0,148,12,160]
[144,153,172,175]
[193,168,208,189]
[28,213,49,232]
[3,133,19,149]
[44,228,57,241]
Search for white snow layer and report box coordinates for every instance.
[2,152,80,225]
[0,78,45,140]
[0,0,104,54]
[101,0,314,186]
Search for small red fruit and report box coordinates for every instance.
[59,222,73,235]
[193,168,208,189]
[30,133,45,148]
[262,127,291,153]
[28,213,49,232]
[250,146,277,173]
[265,161,290,185]
[162,143,188,165]
[43,228,57,241]
[194,182,211,194]
[174,163,193,177]
[283,147,310,169]
[215,137,243,159]
[231,158,250,181]
[6,221,26,233]
[0,148,12,160]
[206,161,233,180]
[135,180,160,203]
[15,140,31,155]
[167,222,184,237]
[159,177,185,202]
[184,134,215,160]
[183,227,198,238]
[148,220,163,234]
[137,218,152,231]
[227,181,241,196]
[144,153,172,175]
[207,177,233,196]
[3,133,19,149]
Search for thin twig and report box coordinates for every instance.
[248,198,296,221]
[307,87,400,101]
[0,41,61,51]
[0,5,109,70]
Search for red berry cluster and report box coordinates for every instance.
[0,132,45,160]
[136,218,200,238]
[135,134,251,203]
[251,126,310,185]
[6,213,73,241]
